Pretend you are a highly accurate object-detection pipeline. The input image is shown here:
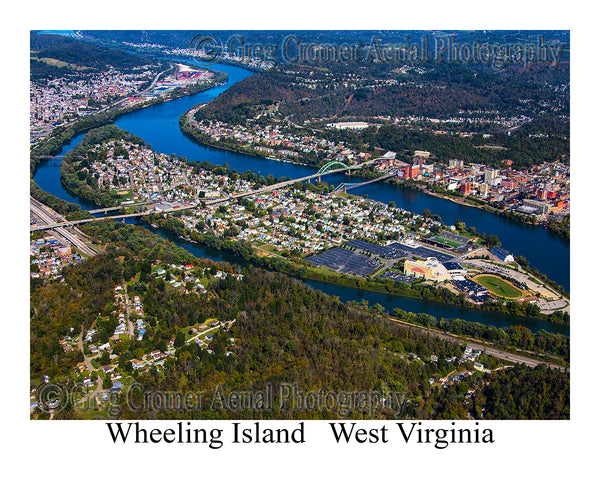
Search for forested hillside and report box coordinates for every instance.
[31,32,155,79]
[31,221,569,420]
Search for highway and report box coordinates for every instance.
[30,197,99,257]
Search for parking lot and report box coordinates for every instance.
[386,242,457,263]
[307,248,382,276]
[379,270,415,283]
[347,239,457,262]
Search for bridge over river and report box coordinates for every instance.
[30,159,388,231]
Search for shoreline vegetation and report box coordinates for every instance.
[54,125,568,327]
[29,182,570,366]
[152,216,569,325]
[31,216,569,421]
[179,108,570,241]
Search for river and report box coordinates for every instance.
[33,62,569,335]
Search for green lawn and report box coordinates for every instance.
[474,275,523,299]
[433,236,464,248]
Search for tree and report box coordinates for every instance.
[485,234,501,248]
[174,331,186,348]
[100,349,111,366]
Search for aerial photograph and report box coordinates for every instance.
[29,29,571,423]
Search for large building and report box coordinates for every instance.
[522,198,551,214]
[399,165,421,179]
[327,121,370,130]
[404,257,452,282]
[484,169,498,184]
[490,246,514,263]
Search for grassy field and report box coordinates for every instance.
[433,236,464,248]
[473,274,524,299]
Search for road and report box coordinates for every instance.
[462,255,569,314]
[76,329,103,400]
[387,316,568,371]
[186,324,222,345]
[30,197,99,256]
[123,283,135,337]
[30,161,377,231]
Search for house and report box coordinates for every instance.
[131,359,144,369]
[149,350,163,361]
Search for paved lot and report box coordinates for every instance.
[307,248,381,276]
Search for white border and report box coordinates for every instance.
[5,1,598,478]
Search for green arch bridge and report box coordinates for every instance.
[316,161,352,175]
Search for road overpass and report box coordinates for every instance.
[87,201,152,215]
[30,197,99,256]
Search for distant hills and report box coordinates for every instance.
[30,32,156,80]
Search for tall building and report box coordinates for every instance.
[484,169,498,184]
[459,182,472,195]
[402,165,421,179]
[479,183,489,197]
[449,159,464,169]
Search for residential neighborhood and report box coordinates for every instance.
[70,138,568,317]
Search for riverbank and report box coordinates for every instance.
[179,109,322,169]
[30,71,228,177]
[140,203,568,326]
[389,177,569,240]
[52,120,569,327]
[32,61,570,328]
